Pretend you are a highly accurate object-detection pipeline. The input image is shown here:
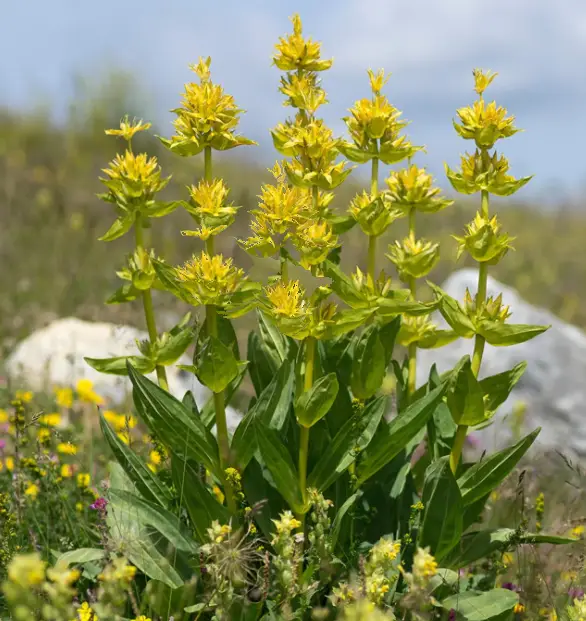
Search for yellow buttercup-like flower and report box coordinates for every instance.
[54,387,73,408]
[77,473,91,489]
[25,483,39,499]
[61,464,74,478]
[76,601,98,621]
[38,412,61,427]
[76,379,104,405]
[57,443,78,455]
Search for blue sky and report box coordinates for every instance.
[2,0,586,201]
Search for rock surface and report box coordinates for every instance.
[417,269,586,457]
[5,317,241,432]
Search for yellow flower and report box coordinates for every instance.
[0,409,8,423]
[502,552,514,567]
[76,379,104,405]
[7,553,46,587]
[54,387,73,408]
[61,464,73,478]
[117,431,131,445]
[38,412,61,427]
[15,390,33,403]
[25,482,39,499]
[266,280,307,318]
[412,546,438,580]
[149,450,162,466]
[272,510,301,535]
[133,617,152,621]
[571,525,585,539]
[174,252,246,307]
[57,443,78,455]
[77,473,91,488]
[212,485,225,505]
[76,601,98,621]
[514,603,525,614]
[5,457,14,471]
[76,502,84,512]
[37,428,50,443]
[472,68,498,96]
[273,14,333,72]
[104,411,136,431]
[105,116,152,141]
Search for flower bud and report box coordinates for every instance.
[385,165,453,214]
[386,235,440,281]
[454,212,515,264]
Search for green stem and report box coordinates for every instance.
[135,216,169,391]
[450,189,490,474]
[202,145,236,515]
[367,157,380,279]
[280,253,289,284]
[298,336,316,522]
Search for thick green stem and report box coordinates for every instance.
[298,335,316,524]
[450,190,490,474]
[135,216,169,391]
[367,157,380,279]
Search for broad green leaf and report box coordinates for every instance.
[357,384,446,485]
[182,390,200,418]
[201,365,247,428]
[480,362,527,414]
[99,213,135,242]
[443,527,576,570]
[329,308,375,337]
[330,214,357,234]
[258,311,289,367]
[331,491,362,549]
[56,548,105,566]
[478,321,549,346]
[232,360,294,471]
[106,283,140,304]
[446,356,486,426]
[428,283,476,338]
[442,588,518,621]
[108,488,197,553]
[85,355,155,376]
[379,316,401,367]
[351,325,386,400]
[156,325,196,365]
[171,457,229,543]
[458,429,540,506]
[418,457,463,561]
[100,414,172,508]
[194,335,239,393]
[125,538,184,589]
[247,331,277,396]
[308,396,387,492]
[256,426,305,514]
[127,362,221,478]
[295,372,339,428]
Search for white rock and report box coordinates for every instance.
[417,269,586,458]
[5,317,241,432]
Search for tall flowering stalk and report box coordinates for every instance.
[439,69,542,473]
[340,69,420,280]
[268,14,351,523]
[156,57,257,514]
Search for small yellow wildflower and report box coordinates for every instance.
[61,464,73,478]
[412,547,438,580]
[272,510,301,534]
[571,525,584,539]
[0,409,8,423]
[132,617,152,621]
[15,390,33,403]
[76,502,84,512]
[57,443,78,455]
[37,428,50,443]
[76,601,98,621]
[38,412,61,427]
[514,603,525,614]
[105,116,152,141]
[76,379,104,405]
[5,457,14,471]
[212,485,225,504]
[149,450,162,466]
[7,553,46,587]
[117,431,131,445]
[502,552,514,567]
[54,387,73,408]
[77,473,91,488]
[25,482,39,499]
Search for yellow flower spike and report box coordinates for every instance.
[105,116,152,142]
[453,211,515,264]
[387,234,440,281]
[412,546,438,581]
[174,251,246,307]
[273,14,333,73]
[385,164,453,214]
[162,57,256,156]
[473,68,498,97]
[292,219,338,269]
[454,95,519,149]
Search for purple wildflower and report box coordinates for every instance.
[569,587,585,600]
[502,582,521,593]
[90,497,108,511]
[448,609,457,620]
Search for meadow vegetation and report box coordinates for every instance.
[1,12,586,621]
